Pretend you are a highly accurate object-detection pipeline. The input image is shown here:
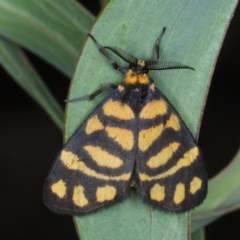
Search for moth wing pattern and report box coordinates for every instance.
[136,87,207,211]
[44,90,137,215]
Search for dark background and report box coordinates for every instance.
[1,1,240,239]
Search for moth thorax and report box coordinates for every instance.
[124,69,150,85]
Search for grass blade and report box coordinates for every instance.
[0,36,64,129]
[192,149,240,232]
[0,0,94,76]
[192,228,205,240]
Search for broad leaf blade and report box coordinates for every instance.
[0,36,63,129]
[65,0,238,239]
[74,192,188,240]
[0,0,94,76]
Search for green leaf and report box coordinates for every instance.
[0,36,63,129]
[74,192,189,240]
[192,149,240,232]
[0,0,94,77]
[65,0,238,239]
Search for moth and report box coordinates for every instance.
[44,27,207,215]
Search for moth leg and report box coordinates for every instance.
[65,83,117,103]
[154,27,166,60]
[88,34,127,74]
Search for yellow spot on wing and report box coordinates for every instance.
[174,183,185,204]
[150,184,165,202]
[83,145,123,168]
[166,114,180,131]
[139,147,199,181]
[85,115,104,134]
[96,185,117,202]
[103,99,134,120]
[190,177,202,194]
[138,124,164,152]
[60,150,131,181]
[51,179,66,198]
[72,185,88,207]
[147,142,180,168]
[105,126,134,151]
[140,99,168,119]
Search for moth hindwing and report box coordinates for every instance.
[43,28,207,215]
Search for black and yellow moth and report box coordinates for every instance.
[44,27,207,215]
